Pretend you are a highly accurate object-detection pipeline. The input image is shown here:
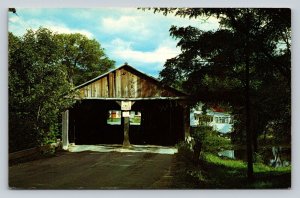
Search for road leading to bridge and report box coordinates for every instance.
[9,150,176,189]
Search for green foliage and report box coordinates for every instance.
[191,126,231,153]
[57,33,115,85]
[147,8,291,182]
[40,145,56,156]
[203,152,291,173]
[7,29,65,151]
[201,104,208,115]
[203,153,247,169]
[9,28,115,152]
[176,141,194,162]
[202,152,290,188]
[174,143,291,188]
[186,126,232,164]
[43,123,61,145]
[174,149,291,188]
[150,8,291,159]
[197,115,212,124]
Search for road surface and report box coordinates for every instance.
[9,150,177,189]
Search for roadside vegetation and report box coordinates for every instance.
[172,126,291,189]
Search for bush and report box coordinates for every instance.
[253,152,264,164]
[176,141,194,163]
[192,126,231,150]
[190,126,232,163]
[42,123,61,145]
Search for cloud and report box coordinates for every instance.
[9,16,19,23]
[8,8,221,77]
[8,16,94,38]
[110,38,133,50]
[46,25,94,38]
[158,12,220,31]
[107,38,180,65]
[101,15,150,37]
[98,9,220,46]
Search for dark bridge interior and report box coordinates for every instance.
[69,100,184,146]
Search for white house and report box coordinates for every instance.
[190,107,233,134]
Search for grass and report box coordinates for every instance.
[131,117,141,124]
[204,153,247,169]
[203,153,290,188]
[107,117,141,124]
[177,128,291,189]
[173,151,291,189]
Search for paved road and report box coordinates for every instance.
[9,151,176,189]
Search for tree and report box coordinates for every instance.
[9,27,115,152]
[57,33,115,85]
[9,29,75,151]
[149,8,291,181]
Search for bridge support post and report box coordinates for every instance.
[122,114,130,147]
[62,110,69,150]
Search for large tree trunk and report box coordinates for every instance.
[245,34,254,182]
[246,62,254,181]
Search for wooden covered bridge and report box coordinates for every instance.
[62,64,190,149]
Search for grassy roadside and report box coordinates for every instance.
[172,151,291,189]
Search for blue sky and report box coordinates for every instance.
[8,8,219,77]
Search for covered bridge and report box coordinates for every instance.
[62,64,190,149]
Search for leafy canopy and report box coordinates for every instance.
[57,33,115,85]
[9,27,115,152]
[152,8,290,144]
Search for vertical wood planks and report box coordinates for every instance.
[128,72,137,98]
[134,74,138,98]
[95,80,100,97]
[92,83,95,97]
[122,69,128,97]
[136,76,141,97]
[77,66,180,98]
[103,77,108,97]
[116,69,121,97]
[79,89,84,98]
[108,72,115,97]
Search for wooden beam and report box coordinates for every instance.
[62,110,69,150]
[122,114,131,147]
[77,97,187,100]
[116,101,135,107]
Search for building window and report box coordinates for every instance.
[130,111,141,125]
[198,115,213,123]
[107,110,142,125]
[107,110,121,125]
[215,116,231,124]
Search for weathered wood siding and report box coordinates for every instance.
[78,67,180,98]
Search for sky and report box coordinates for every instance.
[8,8,220,77]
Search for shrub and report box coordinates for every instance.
[189,126,233,163]
[192,126,231,151]
[176,141,194,163]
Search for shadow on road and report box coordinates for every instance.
[9,146,180,189]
